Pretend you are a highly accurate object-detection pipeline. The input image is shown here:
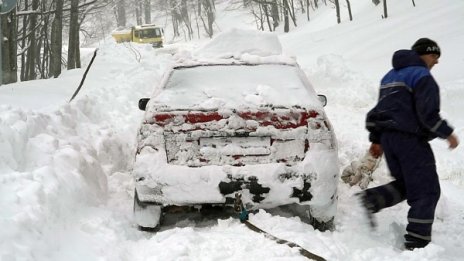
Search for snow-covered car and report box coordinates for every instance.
[132,29,339,231]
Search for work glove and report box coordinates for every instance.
[341,150,381,189]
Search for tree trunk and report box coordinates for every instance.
[180,0,193,39]
[271,0,279,29]
[383,0,388,18]
[288,0,297,27]
[50,0,64,78]
[144,0,152,24]
[195,1,201,38]
[170,0,181,37]
[38,1,50,79]
[334,0,341,24]
[305,0,310,21]
[262,4,273,31]
[25,0,40,81]
[1,10,18,84]
[201,0,215,38]
[116,0,127,27]
[346,0,352,21]
[20,0,29,81]
[283,0,289,32]
[67,0,80,70]
[136,0,143,25]
[206,0,215,38]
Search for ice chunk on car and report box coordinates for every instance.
[194,28,282,58]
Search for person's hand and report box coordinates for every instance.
[447,133,459,149]
[369,143,383,158]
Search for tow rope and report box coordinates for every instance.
[233,193,327,261]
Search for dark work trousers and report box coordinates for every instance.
[364,131,440,241]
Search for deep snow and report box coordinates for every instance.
[1,0,464,260]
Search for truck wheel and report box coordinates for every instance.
[133,189,162,231]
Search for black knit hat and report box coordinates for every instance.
[411,38,441,57]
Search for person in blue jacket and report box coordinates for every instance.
[359,38,459,250]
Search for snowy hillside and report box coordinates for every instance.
[1,0,464,260]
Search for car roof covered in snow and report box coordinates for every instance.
[147,29,322,111]
[150,63,320,111]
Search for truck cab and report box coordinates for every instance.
[111,24,164,48]
[132,24,164,48]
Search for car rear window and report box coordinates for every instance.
[153,64,321,109]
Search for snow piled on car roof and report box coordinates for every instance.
[194,28,282,58]
[150,63,322,111]
[148,29,322,111]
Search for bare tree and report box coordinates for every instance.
[23,0,40,81]
[249,2,265,31]
[115,0,127,27]
[5,0,106,82]
[67,0,81,70]
[304,0,311,21]
[37,0,51,79]
[334,0,340,24]
[248,0,280,32]
[135,0,143,25]
[1,10,18,84]
[271,0,279,28]
[345,0,352,21]
[170,0,181,37]
[382,0,387,18]
[200,0,215,38]
[283,0,289,32]
[287,0,297,27]
[144,0,152,23]
[50,0,64,78]
[180,0,193,39]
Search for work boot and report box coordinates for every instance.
[404,234,430,250]
[356,192,377,229]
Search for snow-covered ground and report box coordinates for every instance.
[1,0,464,260]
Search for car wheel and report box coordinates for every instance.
[133,189,163,231]
[308,214,334,232]
[279,203,334,231]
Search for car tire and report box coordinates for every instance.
[279,203,334,231]
[133,189,163,231]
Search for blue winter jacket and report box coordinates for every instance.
[366,50,453,144]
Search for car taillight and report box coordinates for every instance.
[237,110,318,129]
[153,111,224,126]
[306,116,336,149]
[151,109,319,130]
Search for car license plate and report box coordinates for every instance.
[199,136,271,156]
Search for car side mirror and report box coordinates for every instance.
[317,95,327,107]
[138,98,150,111]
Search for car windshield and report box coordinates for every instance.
[138,28,161,38]
[154,64,320,109]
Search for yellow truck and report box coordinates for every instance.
[111,24,164,48]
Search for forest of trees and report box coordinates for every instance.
[1,0,401,85]
[1,0,109,84]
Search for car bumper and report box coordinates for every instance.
[133,145,339,220]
